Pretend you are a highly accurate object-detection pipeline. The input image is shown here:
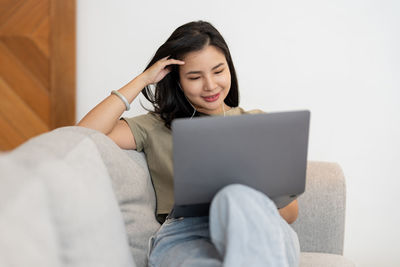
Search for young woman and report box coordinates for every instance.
[78,21,300,267]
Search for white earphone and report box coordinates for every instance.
[177,81,226,119]
[178,82,197,119]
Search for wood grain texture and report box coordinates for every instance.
[50,0,76,128]
[2,36,49,89]
[0,0,48,35]
[0,115,25,150]
[0,41,50,124]
[32,16,50,57]
[0,0,76,151]
[0,77,49,140]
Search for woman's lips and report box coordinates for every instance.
[203,93,220,102]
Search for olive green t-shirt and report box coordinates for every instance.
[122,107,264,216]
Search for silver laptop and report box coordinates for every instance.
[169,110,310,218]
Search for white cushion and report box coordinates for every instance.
[0,137,135,267]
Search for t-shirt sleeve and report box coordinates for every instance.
[245,108,266,115]
[120,114,152,152]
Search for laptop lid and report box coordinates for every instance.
[171,110,310,217]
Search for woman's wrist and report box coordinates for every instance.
[134,73,151,88]
[117,75,148,103]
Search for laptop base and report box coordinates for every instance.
[169,203,210,218]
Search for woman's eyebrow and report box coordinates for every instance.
[185,63,225,75]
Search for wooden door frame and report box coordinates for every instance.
[50,0,76,128]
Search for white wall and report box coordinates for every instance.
[77,1,400,266]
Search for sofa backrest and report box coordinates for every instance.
[292,161,346,255]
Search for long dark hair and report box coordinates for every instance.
[141,21,239,129]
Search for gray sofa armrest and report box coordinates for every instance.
[0,125,136,267]
[292,161,346,255]
[52,126,160,267]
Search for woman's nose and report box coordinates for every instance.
[204,75,217,91]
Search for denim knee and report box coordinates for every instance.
[215,183,270,200]
[217,183,253,196]
[212,183,275,210]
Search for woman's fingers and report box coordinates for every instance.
[159,57,185,67]
[141,57,185,85]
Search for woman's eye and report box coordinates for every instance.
[215,70,223,74]
[188,77,200,80]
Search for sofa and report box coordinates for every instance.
[0,126,355,267]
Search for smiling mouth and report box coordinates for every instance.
[203,93,220,102]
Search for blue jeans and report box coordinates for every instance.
[148,184,300,267]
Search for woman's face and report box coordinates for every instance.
[178,45,231,115]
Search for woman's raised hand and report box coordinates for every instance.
[139,56,185,86]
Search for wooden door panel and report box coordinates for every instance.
[2,36,49,89]
[0,77,48,137]
[0,0,75,151]
[32,16,49,57]
[0,41,50,124]
[0,115,25,150]
[0,0,48,35]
